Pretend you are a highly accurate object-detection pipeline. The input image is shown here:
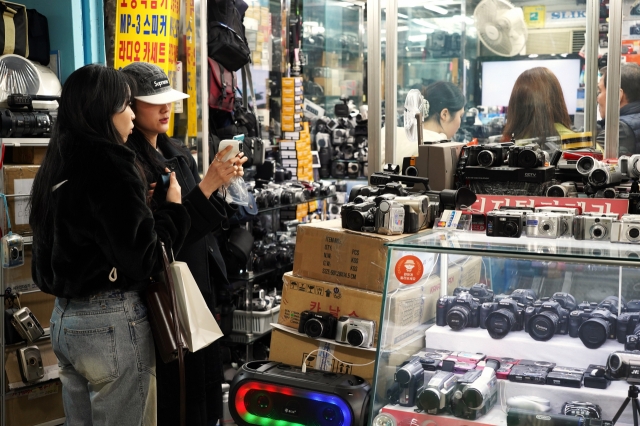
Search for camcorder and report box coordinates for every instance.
[0,94,58,138]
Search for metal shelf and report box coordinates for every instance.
[1,138,50,146]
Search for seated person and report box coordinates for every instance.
[422,81,465,143]
[596,63,640,155]
[502,67,575,142]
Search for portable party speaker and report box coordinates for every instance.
[229,360,371,426]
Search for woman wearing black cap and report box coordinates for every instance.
[122,61,246,426]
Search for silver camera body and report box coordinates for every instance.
[546,182,578,198]
[420,371,458,414]
[335,316,375,348]
[611,214,640,244]
[316,132,331,148]
[11,307,44,343]
[375,200,405,235]
[533,207,577,237]
[17,346,45,383]
[395,195,431,231]
[525,213,562,239]
[620,154,640,179]
[2,233,24,269]
[573,215,613,241]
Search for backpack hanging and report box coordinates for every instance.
[0,1,28,58]
[207,0,251,71]
[26,9,49,65]
[208,57,236,113]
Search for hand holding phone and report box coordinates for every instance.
[217,140,243,162]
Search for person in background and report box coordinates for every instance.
[29,64,191,425]
[122,61,247,426]
[502,67,575,141]
[421,81,466,142]
[596,63,640,155]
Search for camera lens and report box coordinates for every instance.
[608,353,622,372]
[486,309,517,339]
[10,247,19,260]
[590,224,608,239]
[628,227,640,241]
[462,388,484,409]
[416,388,441,411]
[446,305,471,331]
[590,169,608,186]
[345,210,367,232]
[304,318,324,338]
[504,221,520,237]
[518,150,537,169]
[577,156,595,175]
[477,151,495,167]
[539,220,554,234]
[347,328,366,346]
[547,185,568,197]
[578,317,610,349]
[528,311,558,341]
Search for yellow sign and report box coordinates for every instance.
[186,0,197,138]
[523,5,546,29]
[114,0,181,134]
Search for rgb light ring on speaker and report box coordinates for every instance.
[234,380,353,426]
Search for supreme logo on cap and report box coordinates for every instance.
[153,79,170,89]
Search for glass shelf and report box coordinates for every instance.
[387,229,640,267]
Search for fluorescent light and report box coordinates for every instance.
[397,13,409,19]
[408,34,428,42]
[528,54,539,58]
[412,18,440,29]
[419,28,435,33]
[424,4,448,14]
[398,25,409,31]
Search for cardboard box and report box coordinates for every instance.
[7,147,48,165]
[292,220,421,292]
[414,142,464,191]
[278,272,383,333]
[269,327,376,383]
[3,165,39,235]
[6,380,65,426]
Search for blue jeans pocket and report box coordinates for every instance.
[131,317,155,375]
[64,326,119,384]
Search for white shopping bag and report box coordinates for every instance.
[170,261,224,352]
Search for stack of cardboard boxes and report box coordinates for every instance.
[244,2,271,70]
[281,77,303,134]
[269,220,483,384]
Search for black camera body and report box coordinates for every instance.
[617,312,640,344]
[298,311,337,339]
[341,201,376,231]
[480,298,526,339]
[486,211,525,238]
[495,288,537,306]
[453,283,494,304]
[394,356,427,407]
[436,292,481,331]
[508,144,546,168]
[607,350,640,384]
[468,144,508,168]
[524,294,575,341]
[569,307,618,348]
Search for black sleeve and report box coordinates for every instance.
[619,122,637,156]
[90,168,191,282]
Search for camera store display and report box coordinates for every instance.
[299,310,376,349]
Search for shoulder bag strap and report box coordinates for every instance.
[160,241,186,426]
[243,63,262,136]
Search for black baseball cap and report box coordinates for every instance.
[121,62,189,105]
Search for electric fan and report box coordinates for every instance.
[474,0,528,57]
[0,54,61,110]
[404,89,428,144]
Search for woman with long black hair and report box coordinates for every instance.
[29,64,191,425]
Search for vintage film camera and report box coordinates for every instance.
[524,292,576,341]
[436,291,481,331]
[573,215,614,241]
[335,316,375,348]
[11,307,44,343]
[485,211,525,238]
[17,346,45,383]
[298,311,337,339]
[546,181,578,198]
[508,144,547,168]
[611,214,640,244]
[2,233,24,268]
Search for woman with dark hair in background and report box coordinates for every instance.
[502,67,574,141]
[122,61,247,426]
[29,64,190,425]
[422,81,466,142]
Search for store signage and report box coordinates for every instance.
[394,255,424,285]
[523,6,546,29]
[470,195,629,217]
[549,10,586,19]
[185,0,197,137]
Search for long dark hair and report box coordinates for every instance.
[126,128,172,182]
[424,81,465,125]
[502,67,571,140]
[29,64,132,246]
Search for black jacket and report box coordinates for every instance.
[32,137,190,298]
[596,101,640,156]
[142,136,233,426]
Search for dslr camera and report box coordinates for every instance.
[453,283,494,304]
[298,310,337,339]
[611,214,640,243]
[331,161,346,178]
[486,211,525,238]
[2,233,24,268]
[11,307,44,343]
[617,311,640,344]
[17,346,45,383]
[495,288,538,306]
[524,292,576,341]
[436,291,481,331]
[573,215,613,241]
[480,297,526,339]
[508,144,546,168]
[335,316,375,348]
[468,144,509,168]
[569,308,617,349]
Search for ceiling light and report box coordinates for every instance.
[424,4,448,14]
[397,13,409,19]
[408,34,428,42]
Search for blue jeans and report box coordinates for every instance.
[51,291,157,426]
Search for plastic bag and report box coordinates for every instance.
[404,89,429,144]
[224,176,250,206]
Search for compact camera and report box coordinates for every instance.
[298,311,337,339]
[436,292,481,331]
[611,214,640,243]
[524,293,576,341]
[525,212,564,239]
[486,211,525,238]
[469,144,509,168]
[534,207,579,236]
[453,283,494,304]
[11,307,44,343]
[480,297,526,339]
[508,144,546,168]
[335,316,375,348]
[546,181,578,198]
[607,350,640,383]
[573,215,613,241]
[415,371,458,414]
[17,346,45,383]
[2,233,24,268]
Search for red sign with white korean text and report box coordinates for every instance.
[471,195,629,217]
[394,255,424,285]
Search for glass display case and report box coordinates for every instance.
[371,229,640,425]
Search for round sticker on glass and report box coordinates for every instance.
[394,255,424,285]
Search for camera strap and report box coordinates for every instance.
[0,193,12,235]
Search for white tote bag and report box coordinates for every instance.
[170,261,224,352]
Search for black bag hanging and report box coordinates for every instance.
[207,0,250,72]
[239,64,265,167]
[26,9,48,65]
[0,1,28,58]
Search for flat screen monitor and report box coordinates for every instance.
[481,57,582,115]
